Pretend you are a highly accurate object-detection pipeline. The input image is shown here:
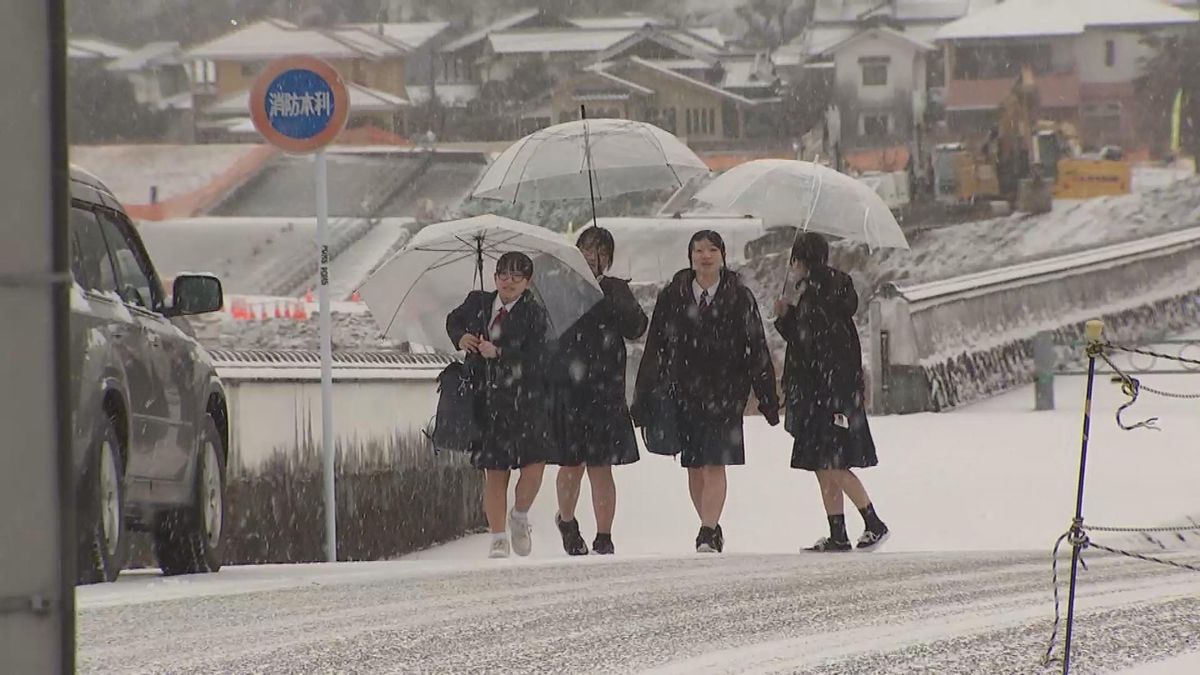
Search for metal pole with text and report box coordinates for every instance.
[0,0,74,670]
[316,149,337,563]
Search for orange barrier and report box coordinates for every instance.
[124,144,279,221]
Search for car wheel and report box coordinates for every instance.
[154,414,225,576]
[78,416,128,584]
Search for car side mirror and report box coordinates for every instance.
[167,274,223,317]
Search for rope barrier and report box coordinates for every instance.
[1043,523,1200,668]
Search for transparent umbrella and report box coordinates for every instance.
[471,111,711,226]
[357,214,602,353]
[690,159,910,251]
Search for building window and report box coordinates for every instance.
[1082,101,1122,136]
[662,108,677,134]
[862,114,890,137]
[860,56,890,87]
[1105,39,1116,68]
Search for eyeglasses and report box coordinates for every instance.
[495,272,528,282]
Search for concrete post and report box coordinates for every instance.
[0,0,74,671]
[868,298,886,415]
[1034,330,1056,411]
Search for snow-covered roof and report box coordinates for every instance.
[813,0,993,23]
[404,83,480,107]
[68,37,131,61]
[439,9,544,53]
[566,15,671,30]
[820,26,937,55]
[583,64,658,95]
[719,57,778,89]
[488,29,631,54]
[345,22,450,49]
[186,19,405,62]
[207,82,409,116]
[936,0,1198,41]
[672,27,728,51]
[625,57,760,106]
[106,41,182,72]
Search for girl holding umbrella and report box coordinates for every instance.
[633,230,780,554]
[552,226,648,556]
[446,252,557,559]
[773,232,889,552]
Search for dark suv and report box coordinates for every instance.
[68,166,229,583]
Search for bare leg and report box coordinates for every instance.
[699,465,727,528]
[687,467,705,521]
[814,470,844,515]
[513,462,545,513]
[556,465,585,521]
[483,469,511,534]
[587,465,616,533]
[837,469,872,510]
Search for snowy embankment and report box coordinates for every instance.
[76,371,1200,672]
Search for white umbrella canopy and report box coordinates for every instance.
[690,159,910,250]
[470,118,711,204]
[358,214,602,353]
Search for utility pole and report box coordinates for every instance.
[0,0,75,672]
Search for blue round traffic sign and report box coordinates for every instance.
[250,57,348,153]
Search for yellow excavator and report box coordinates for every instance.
[933,66,1130,212]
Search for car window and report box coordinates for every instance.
[95,210,159,310]
[68,205,118,293]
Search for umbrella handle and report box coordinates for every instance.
[581,104,599,230]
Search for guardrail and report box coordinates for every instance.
[867,227,1200,413]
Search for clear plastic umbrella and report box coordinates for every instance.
[690,159,910,251]
[470,114,711,226]
[358,214,602,353]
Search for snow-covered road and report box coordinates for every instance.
[75,371,1200,673]
[77,549,1200,673]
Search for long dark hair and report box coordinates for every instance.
[688,229,727,268]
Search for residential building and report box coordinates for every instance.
[548,57,771,144]
[184,18,446,140]
[436,10,732,95]
[781,0,1000,148]
[935,0,1197,148]
[106,42,192,112]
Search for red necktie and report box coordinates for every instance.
[699,289,710,311]
[491,307,507,333]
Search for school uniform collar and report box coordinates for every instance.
[492,293,520,315]
[692,275,721,304]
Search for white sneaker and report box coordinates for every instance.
[488,537,511,559]
[509,510,533,557]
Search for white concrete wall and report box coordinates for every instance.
[833,35,919,108]
[1074,29,1159,83]
[222,375,440,476]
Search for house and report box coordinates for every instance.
[436,9,573,86]
[531,21,778,143]
[934,0,1198,148]
[184,18,428,140]
[819,27,936,147]
[106,42,192,112]
[436,10,732,98]
[779,1,1000,148]
[546,56,773,144]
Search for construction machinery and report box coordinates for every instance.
[933,66,1130,213]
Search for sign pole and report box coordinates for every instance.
[316,148,336,563]
[250,55,347,565]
